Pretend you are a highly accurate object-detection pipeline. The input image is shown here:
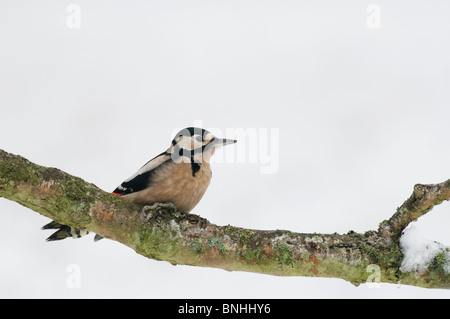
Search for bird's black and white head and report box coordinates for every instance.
[169,127,236,165]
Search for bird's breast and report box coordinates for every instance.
[124,161,212,213]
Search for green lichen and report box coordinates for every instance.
[359,243,381,264]
[444,179,450,188]
[208,237,219,247]
[134,227,182,263]
[301,252,309,261]
[217,243,226,254]
[432,251,449,275]
[61,177,89,201]
[190,239,203,255]
[384,241,403,269]
[208,237,226,254]
[242,248,263,262]
[273,240,295,267]
[0,155,43,186]
[434,251,446,267]
[238,229,254,246]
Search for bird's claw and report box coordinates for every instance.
[141,202,177,221]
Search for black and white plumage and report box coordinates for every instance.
[112,151,171,196]
[42,221,89,241]
[42,127,236,242]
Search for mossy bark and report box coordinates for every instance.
[1,149,450,288]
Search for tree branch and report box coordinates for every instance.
[1,149,450,288]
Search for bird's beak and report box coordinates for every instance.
[215,138,237,147]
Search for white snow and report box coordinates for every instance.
[399,225,450,274]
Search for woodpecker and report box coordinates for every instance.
[42,127,237,241]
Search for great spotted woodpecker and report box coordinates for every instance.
[42,127,236,241]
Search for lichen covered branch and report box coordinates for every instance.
[1,149,450,288]
[380,181,450,240]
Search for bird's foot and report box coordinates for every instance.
[141,202,177,221]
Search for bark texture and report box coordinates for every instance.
[1,149,450,288]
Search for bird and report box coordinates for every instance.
[42,127,237,241]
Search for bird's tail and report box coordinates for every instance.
[42,221,90,242]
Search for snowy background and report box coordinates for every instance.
[1,0,450,298]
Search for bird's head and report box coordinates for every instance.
[169,127,237,164]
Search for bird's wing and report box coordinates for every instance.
[113,152,171,196]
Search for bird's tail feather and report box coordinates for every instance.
[42,221,90,242]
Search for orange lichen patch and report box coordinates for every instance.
[90,201,116,222]
[100,208,115,222]
[206,247,220,261]
[308,253,319,275]
[262,244,273,260]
